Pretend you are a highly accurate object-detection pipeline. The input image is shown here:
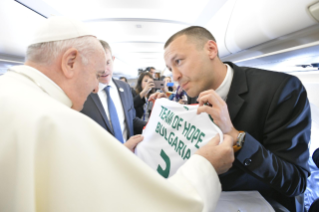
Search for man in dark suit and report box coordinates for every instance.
[162,26,311,212]
[81,40,146,144]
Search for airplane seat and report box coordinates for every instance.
[308,198,319,212]
[307,148,319,212]
[295,193,305,212]
[264,197,290,212]
[312,148,319,168]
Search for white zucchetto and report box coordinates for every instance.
[29,16,95,45]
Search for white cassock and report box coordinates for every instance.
[0,65,221,212]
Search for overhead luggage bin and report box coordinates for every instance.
[309,1,319,21]
[224,0,318,54]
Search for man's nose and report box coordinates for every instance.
[172,68,181,82]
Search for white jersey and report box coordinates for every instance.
[136,98,223,178]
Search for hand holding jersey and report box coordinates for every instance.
[148,88,241,148]
[135,98,234,178]
[197,89,240,145]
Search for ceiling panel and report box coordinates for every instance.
[1,0,229,78]
[111,42,164,53]
[3,0,318,79]
[88,21,189,71]
[41,0,212,23]
[88,21,188,43]
[116,52,163,60]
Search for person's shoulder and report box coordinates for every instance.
[113,78,130,90]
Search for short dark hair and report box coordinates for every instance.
[164,26,217,50]
[135,72,153,94]
[119,76,128,83]
[145,67,155,72]
[99,40,112,54]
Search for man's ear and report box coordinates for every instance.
[61,48,79,79]
[206,40,218,60]
[112,56,115,61]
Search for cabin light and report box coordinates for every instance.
[309,2,319,22]
[136,24,142,28]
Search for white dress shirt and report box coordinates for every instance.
[97,80,127,142]
[215,64,234,101]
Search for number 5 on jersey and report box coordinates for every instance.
[157,149,171,178]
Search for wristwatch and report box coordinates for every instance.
[233,131,246,152]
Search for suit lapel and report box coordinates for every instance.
[225,62,248,121]
[113,79,131,138]
[91,93,114,134]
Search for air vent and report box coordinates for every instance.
[296,64,312,68]
[296,63,319,70]
[311,63,319,69]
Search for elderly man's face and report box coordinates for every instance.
[72,42,106,111]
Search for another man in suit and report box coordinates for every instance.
[161,26,311,212]
[81,40,146,144]
[119,76,128,83]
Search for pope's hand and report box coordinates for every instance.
[124,135,144,152]
[196,134,234,174]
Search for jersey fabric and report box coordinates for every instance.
[135,98,223,178]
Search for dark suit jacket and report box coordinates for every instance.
[81,79,146,139]
[131,89,146,119]
[189,62,311,212]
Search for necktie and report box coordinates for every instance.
[104,86,124,143]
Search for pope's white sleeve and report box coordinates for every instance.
[3,109,221,212]
[168,154,221,212]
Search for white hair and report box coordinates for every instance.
[26,36,99,65]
